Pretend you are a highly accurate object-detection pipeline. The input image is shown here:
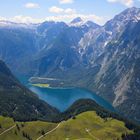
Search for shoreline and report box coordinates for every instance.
[30,83,76,90]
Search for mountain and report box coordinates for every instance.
[79,7,140,65]
[77,7,140,121]
[0,60,59,121]
[0,20,38,29]
[27,7,140,121]
[0,26,37,76]
[22,20,99,77]
[70,17,100,28]
[0,19,99,77]
[70,17,83,24]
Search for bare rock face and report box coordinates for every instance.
[78,7,140,120]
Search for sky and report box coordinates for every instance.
[0,0,140,25]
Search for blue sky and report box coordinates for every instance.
[0,0,140,25]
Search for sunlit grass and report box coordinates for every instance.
[31,83,50,88]
[0,111,133,140]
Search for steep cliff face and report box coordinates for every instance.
[78,8,140,120]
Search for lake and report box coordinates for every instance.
[19,76,115,112]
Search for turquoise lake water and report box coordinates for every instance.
[29,86,115,112]
[19,76,115,112]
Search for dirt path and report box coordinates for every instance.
[36,123,61,140]
[85,128,100,140]
[0,124,16,136]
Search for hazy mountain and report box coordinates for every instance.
[0,19,99,77]
[21,20,99,77]
[70,17,83,24]
[0,20,38,29]
[0,27,37,76]
[32,21,94,77]
[70,17,100,28]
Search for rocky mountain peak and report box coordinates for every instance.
[115,7,140,22]
[70,17,83,24]
[105,7,140,31]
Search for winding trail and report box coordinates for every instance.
[0,124,16,136]
[86,128,100,140]
[36,123,61,140]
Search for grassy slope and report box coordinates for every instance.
[0,116,15,134]
[0,111,133,140]
[31,84,50,88]
[0,60,59,122]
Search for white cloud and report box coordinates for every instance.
[64,8,76,14]
[49,6,76,14]
[24,2,40,8]
[59,0,74,4]
[107,0,134,7]
[11,15,40,23]
[0,14,107,25]
[49,6,64,13]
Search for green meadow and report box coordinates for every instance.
[0,111,133,140]
[31,84,50,88]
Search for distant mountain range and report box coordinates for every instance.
[0,7,140,122]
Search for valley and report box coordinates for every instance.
[28,83,115,112]
[18,76,115,112]
[0,60,140,139]
[0,7,140,122]
[0,3,140,140]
